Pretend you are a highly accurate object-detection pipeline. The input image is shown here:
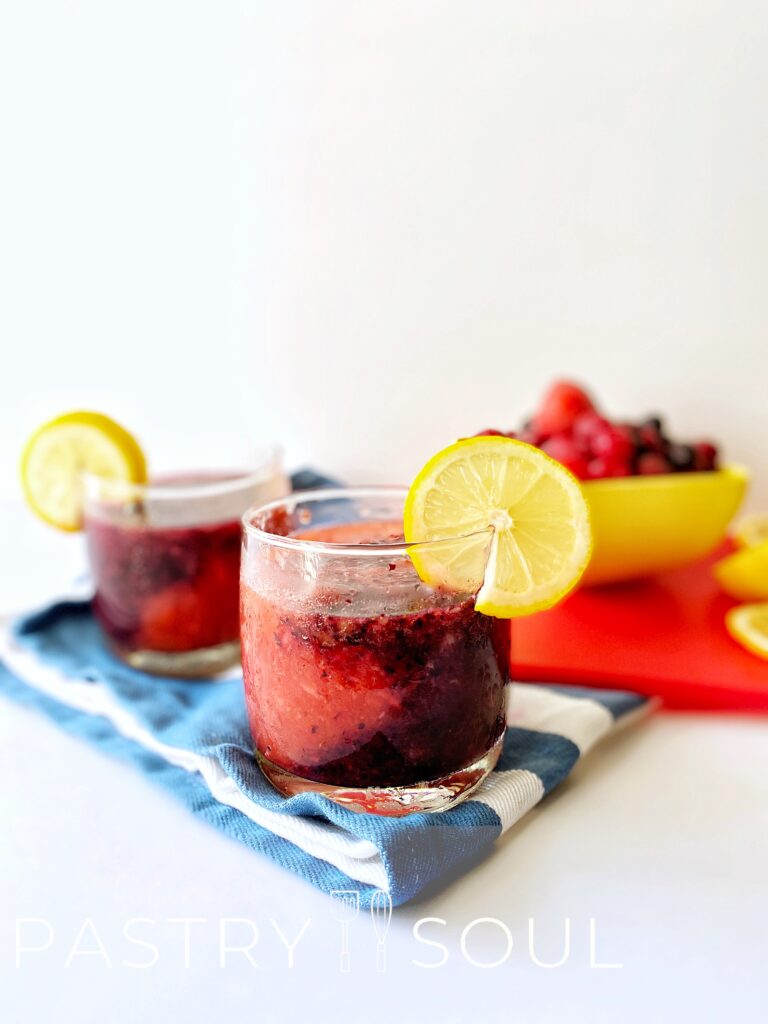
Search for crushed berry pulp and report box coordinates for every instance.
[85,487,242,654]
[240,521,509,789]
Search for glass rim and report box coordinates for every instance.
[242,485,492,556]
[81,444,284,502]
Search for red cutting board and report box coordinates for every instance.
[511,543,768,711]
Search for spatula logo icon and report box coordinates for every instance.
[329,889,359,972]
[370,889,392,972]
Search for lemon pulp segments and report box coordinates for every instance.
[20,411,147,531]
[725,602,768,661]
[404,437,592,617]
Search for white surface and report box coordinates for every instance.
[1,1,768,507]
[2,501,768,1022]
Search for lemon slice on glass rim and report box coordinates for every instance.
[20,411,147,531]
[404,436,592,617]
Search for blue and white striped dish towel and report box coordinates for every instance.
[0,600,649,907]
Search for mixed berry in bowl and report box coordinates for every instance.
[475,380,719,481]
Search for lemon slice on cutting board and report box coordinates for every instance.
[713,539,768,602]
[403,436,592,617]
[732,513,768,549]
[725,602,768,661]
[20,411,147,531]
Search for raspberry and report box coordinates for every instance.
[540,435,590,479]
[572,411,609,450]
[591,423,635,467]
[637,452,671,475]
[585,457,609,479]
[534,381,595,436]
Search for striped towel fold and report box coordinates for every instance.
[0,601,648,907]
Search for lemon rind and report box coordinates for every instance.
[404,436,592,618]
[20,411,147,531]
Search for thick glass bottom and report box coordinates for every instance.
[111,639,241,679]
[256,730,505,816]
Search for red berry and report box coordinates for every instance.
[572,410,609,449]
[585,457,610,479]
[519,425,547,446]
[693,442,718,471]
[638,417,668,453]
[540,435,590,479]
[591,423,635,466]
[534,381,595,436]
[518,419,546,446]
[637,452,671,475]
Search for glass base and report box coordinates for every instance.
[111,639,241,679]
[256,731,505,816]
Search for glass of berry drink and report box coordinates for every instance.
[83,449,288,677]
[241,488,510,816]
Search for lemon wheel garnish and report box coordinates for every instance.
[403,437,592,617]
[725,602,768,661]
[20,411,147,531]
[713,540,768,602]
[732,513,768,549]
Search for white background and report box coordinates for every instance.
[1,1,767,501]
[2,2,768,1022]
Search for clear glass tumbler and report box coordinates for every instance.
[240,487,510,815]
[83,448,288,677]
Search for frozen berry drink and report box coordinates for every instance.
[240,490,509,815]
[83,459,287,677]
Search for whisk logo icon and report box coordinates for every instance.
[329,890,359,972]
[328,889,393,972]
[370,890,392,972]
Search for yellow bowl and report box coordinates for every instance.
[581,465,749,586]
